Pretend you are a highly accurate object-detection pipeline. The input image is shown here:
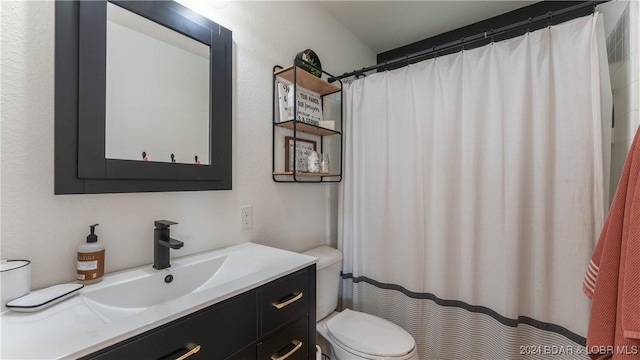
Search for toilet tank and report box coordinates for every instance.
[303,246,343,320]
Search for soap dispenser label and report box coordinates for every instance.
[77,250,104,280]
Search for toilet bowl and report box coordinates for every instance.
[304,246,419,360]
[317,310,419,360]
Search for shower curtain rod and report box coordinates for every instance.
[328,1,604,82]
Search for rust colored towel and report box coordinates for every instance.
[584,127,640,359]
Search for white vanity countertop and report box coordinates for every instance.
[0,242,317,359]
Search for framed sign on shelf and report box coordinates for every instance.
[285,136,316,172]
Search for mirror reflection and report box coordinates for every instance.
[105,2,211,165]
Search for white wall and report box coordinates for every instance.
[0,1,374,290]
[597,0,640,201]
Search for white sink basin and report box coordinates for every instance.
[80,249,269,322]
[82,255,227,312]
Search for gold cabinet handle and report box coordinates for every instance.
[272,292,303,309]
[175,344,201,360]
[271,340,302,360]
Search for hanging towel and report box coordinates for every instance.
[584,126,640,359]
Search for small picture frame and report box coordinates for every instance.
[285,136,317,172]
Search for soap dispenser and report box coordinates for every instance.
[77,224,105,284]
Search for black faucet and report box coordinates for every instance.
[153,220,184,270]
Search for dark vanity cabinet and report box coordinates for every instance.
[81,266,316,360]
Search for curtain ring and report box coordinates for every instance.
[527,17,532,32]
[547,11,553,28]
[460,37,465,51]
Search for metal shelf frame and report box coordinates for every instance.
[272,58,343,183]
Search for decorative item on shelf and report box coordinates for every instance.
[307,151,320,173]
[285,136,316,172]
[296,49,321,77]
[195,155,200,165]
[319,120,335,131]
[320,153,330,174]
[142,151,148,161]
[296,87,322,126]
[277,80,293,123]
[170,154,176,163]
[276,80,323,125]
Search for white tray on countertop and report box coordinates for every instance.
[6,284,84,312]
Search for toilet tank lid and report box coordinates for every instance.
[302,246,343,270]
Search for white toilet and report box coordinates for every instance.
[304,246,420,360]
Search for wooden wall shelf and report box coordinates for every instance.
[275,121,340,136]
[272,63,342,183]
[273,172,341,177]
[274,66,340,96]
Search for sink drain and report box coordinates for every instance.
[164,274,174,283]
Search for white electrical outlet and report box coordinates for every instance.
[240,205,253,230]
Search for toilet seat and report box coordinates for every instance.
[326,309,415,358]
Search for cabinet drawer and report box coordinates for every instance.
[85,290,258,360]
[227,344,256,360]
[261,269,309,335]
[258,315,309,360]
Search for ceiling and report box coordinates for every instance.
[316,1,538,54]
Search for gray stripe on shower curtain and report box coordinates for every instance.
[340,276,589,360]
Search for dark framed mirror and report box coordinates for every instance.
[55,0,232,194]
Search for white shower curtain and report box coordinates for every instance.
[339,15,611,359]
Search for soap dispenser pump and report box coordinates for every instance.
[77,224,105,284]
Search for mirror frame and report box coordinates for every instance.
[55,0,232,194]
